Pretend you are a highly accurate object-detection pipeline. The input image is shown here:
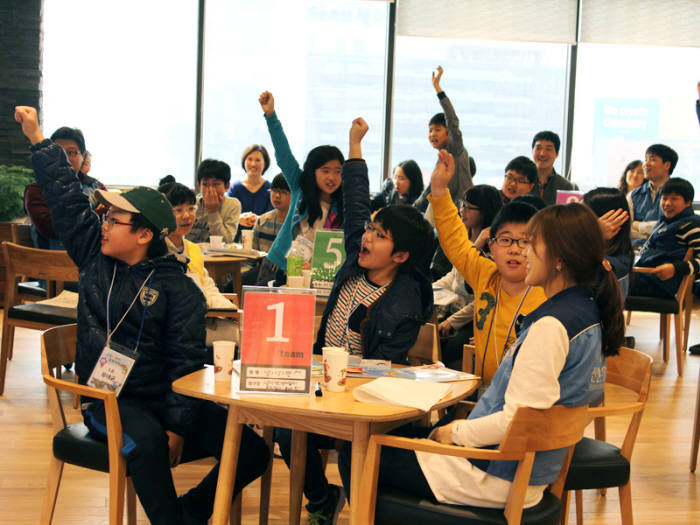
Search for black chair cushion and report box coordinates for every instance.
[17,281,47,298]
[53,423,110,473]
[564,437,630,490]
[375,486,562,525]
[8,303,77,325]
[625,295,678,314]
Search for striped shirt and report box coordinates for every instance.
[324,273,387,355]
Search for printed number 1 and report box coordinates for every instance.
[266,302,290,342]
[323,237,343,269]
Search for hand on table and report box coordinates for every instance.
[239,212,257,228]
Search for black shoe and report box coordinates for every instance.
[689,343,700,356]
[306,484,345,525]
[178,495,207,525]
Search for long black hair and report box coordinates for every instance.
[583,187,633,269]
[395,159,424,204]
[464,184,502,230]
[618,160,642,195]
[298,145,345,226]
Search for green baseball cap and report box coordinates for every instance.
[96,187,176,238]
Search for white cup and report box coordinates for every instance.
[241,229,254,250]
[302,268,312,288]
[209,235,223,249]
[213,341,236,382]
[287,275,304,288]
[322,346,349,392]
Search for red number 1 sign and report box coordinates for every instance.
[240,288,315,393]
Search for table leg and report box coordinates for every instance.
[289,430,307,525]
[211,407,243,525]
[231,261,242,298]
[259,427,274,525]
[349,422,370,525]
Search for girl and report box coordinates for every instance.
[259,91,344,273]
[618,159,644,196]
[371,160,425,210]
[339,151,624,511]
[228,144,274,230]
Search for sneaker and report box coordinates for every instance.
[689,343,700,356]
[306,484,345,525]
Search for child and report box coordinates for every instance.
[259,91,344,275]
[159,181,239,346]
[14,106,268,525]
[276,118,435,525]
[631,178,700,299]
[252,173,291,253]
[429,153,547,385]
[186,158,241,244]
[413,66,473,213]
[338,191,623,511]
[371,159,424,210]
[499,155,537,204]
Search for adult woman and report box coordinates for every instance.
[618,159,644,196]
[338,151,624,511]
[227,144,274,229]
[371,160,425,210]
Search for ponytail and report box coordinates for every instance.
[593,265,624,357]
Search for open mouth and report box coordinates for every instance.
[360,245,370,257]
[506,259,521,268]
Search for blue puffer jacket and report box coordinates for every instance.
[313,159,433,362]
[30,140,208,435]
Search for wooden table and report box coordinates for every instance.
[173,367,479,525]
[202,254,248,297]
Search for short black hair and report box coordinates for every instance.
[270,173,290,192]
[374,205,435,273]
[505,156,537,184]
[429,112,446,128]
[469,156,477,177]
[130,213,168,259]
[464,184,502,229]
[660,177,694,203]
[646,144,679,175]
[161,182,196,207]
[511,194,546,211]
[241,144,271,174]
[531,131,561,154]
[50,126,86,154]
[489,201,538,239]
[197,159,231,185]
[583,187,632,261]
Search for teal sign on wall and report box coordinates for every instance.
[594,98,659,139]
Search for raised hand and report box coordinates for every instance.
[598,208,629,240]
[349,117,369,158]
[259,91,275,116]
[14,105,45,144]
[430,149,455,198]
[432,65,444,93]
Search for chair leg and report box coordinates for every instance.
[126,478,137,525]
[230,493,242,525]
[259,427,274,525]
[683,288,692,351]
[674,312,684,376]
[618,482,634,525]
[661,315,670,363]
[575,490,583,525]
[40,456,64,524]
[691,370,700,472]
[108,462,126,525]
[626,310,631,326]
[559,489,570,525]
[0,322,15,395]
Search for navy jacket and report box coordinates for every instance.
[313,159,433,362]
[30,140,208,435]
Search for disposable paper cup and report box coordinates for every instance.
[241,230,254,250]
[213,341,236,382]
[302,268,312,288]
[287,275,304,288]
[322,346,349,392]
[209,235,223,249]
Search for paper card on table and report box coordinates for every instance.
[310,230,346,295]
[240,287,315,394]
[353,377,452,412]
[556,190,584,205]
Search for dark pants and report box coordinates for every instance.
[629,272,676,299]
[84,399,269,525]
[337,425,434,503]
[440,323,474,371]
[274,428,335,503]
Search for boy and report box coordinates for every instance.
[413,66,474,213]
[631,178,700,299]
[14,106,268,525]
[429,149,547,385]
[531,130,577,205]
[499,155,537,204]
[252,173,291,253]
[186,158,241,244]
[276,118,435,525]
[629,144,678,242]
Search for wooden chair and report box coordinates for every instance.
[691,368,700,473]
[11,222,52,302]
[357,404,589,525]
[561,346,653,525]
[0,241,79,395]
[407,322,440,366]
[40,324,242,525]
[625,248,693,375]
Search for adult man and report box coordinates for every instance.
[530,130,576,206]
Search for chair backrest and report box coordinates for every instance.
[675,247,695,302]
[41,324,78,433]
[462,344,476,374]
[11,223,34,247]
[499,405,589,455]
[407,323,439,365]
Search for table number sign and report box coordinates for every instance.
[239,287,315,393]
[556,190,584,204]
[311,230,346,294]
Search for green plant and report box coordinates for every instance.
[0,165,34,221]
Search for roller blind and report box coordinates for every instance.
[396,0,578,44]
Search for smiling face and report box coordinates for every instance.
[244,150,265,178]
[525,236,552,288]
[393,166,411,196]
[625,164,644,192]
[172,202,196,237]
[358,222,406,274]
[428,124,449,150]
[502,169,535,200]
[532,140,558,173]
[100,208,151,264]
[489,222,530,285]
[199,177,228,198]
[315,159,342,197]
[643,153,671,185]
[660,191,691,219]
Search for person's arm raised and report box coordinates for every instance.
[342,118,370,257]
[14,106,45,145]
[259,91,303,189]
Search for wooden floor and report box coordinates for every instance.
[1,310,699,524]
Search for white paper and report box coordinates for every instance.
[35,290,79,308]
[352,377,452,412]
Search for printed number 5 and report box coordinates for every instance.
[266,302,290,343]
[323,237,343,269]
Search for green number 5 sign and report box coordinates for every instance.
[311,230,346,283]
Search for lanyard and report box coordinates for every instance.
[106,263,155,353]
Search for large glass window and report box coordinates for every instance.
[201,0,389,192]
[571,44,700,194]
[42,0,197,186]
[391,38,569,192]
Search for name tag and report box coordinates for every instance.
[87,341,137,397]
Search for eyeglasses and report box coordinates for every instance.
[364,222,393,241]
[491,236,530,248]
[101,214,134,229]
[65,150,82,158]
[504,173,531,185]
[270,189,290,196]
